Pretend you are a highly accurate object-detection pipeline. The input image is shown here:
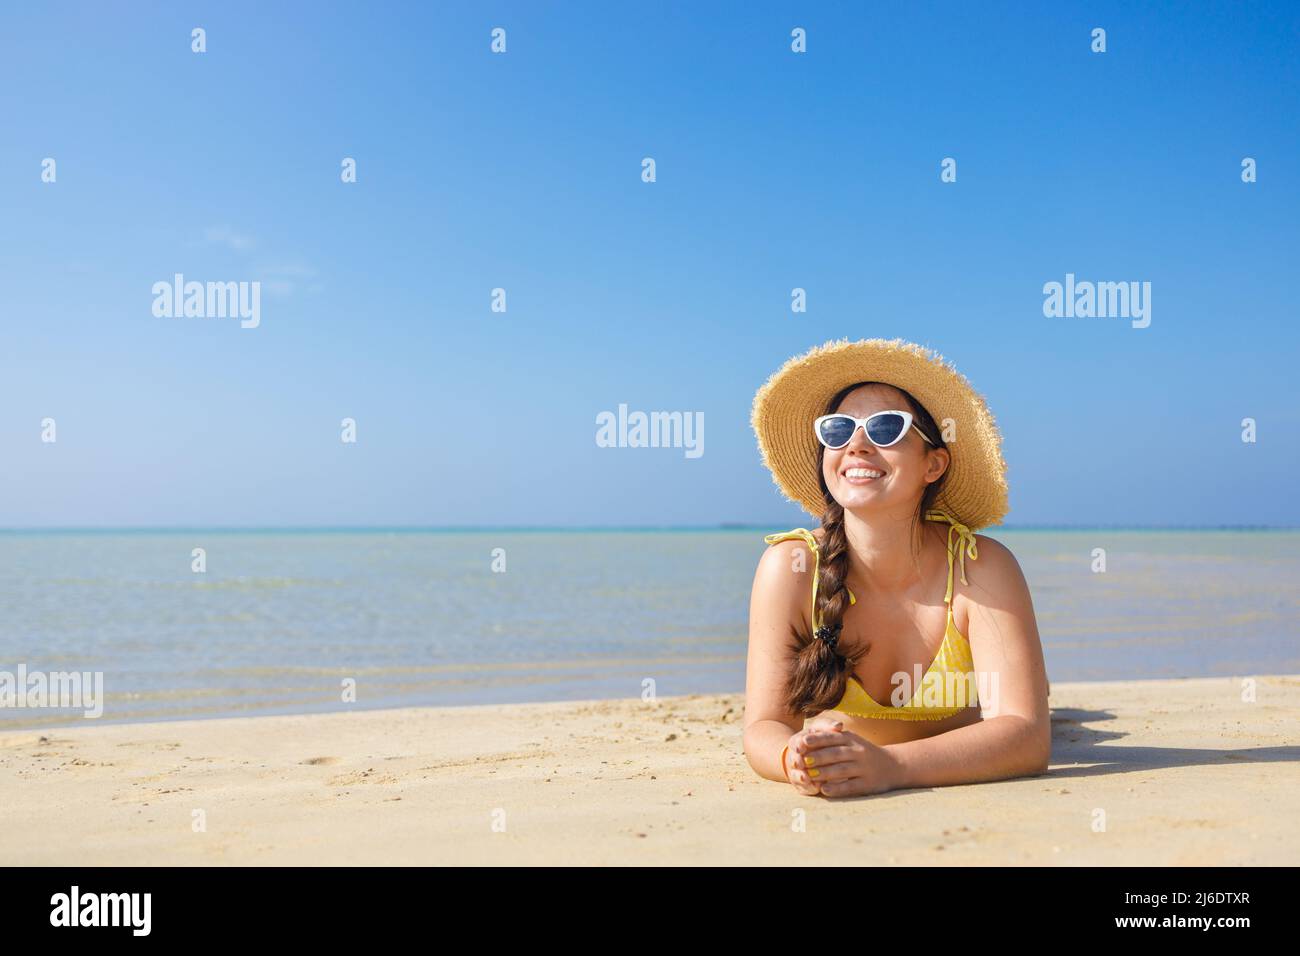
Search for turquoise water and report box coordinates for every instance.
[1,529,1297,729]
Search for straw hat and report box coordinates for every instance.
[751,338,1009,529]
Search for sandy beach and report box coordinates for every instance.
[3,674,1296,866]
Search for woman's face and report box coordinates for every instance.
[820,384,949,515]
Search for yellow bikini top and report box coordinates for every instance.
[763,509,981,721]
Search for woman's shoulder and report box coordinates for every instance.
[752,531,816,632]
[754,528,820,596]
[963,533,1030,604]
[971,532,1018,567]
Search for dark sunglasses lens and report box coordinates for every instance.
[818,416,857,447]
[865,413,907,446]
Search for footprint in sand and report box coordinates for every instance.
[301,756,340,766]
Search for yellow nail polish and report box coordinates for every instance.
[804,756,815,767]
[808,769,820,777]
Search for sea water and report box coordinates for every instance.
[1,528,1296,729]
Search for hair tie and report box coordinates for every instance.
[814,623,841,649]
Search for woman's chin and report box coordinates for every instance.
[833,490,887,511]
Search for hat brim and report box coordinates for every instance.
[751,338,1009,529]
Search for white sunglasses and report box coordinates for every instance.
[813,410,936,450]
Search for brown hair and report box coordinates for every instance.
[783,381,950,717]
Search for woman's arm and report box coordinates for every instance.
[885,534,1051,788]
[885,713,1048,789]
[742,540,812,783]
[744,719,801,782]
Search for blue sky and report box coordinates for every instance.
[2,1,1297,528]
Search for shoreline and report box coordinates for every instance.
[3,674,1296,865]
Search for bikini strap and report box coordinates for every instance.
[924,509,978,607]
[762,529,856,630]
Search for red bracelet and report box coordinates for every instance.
[780,743,793,782]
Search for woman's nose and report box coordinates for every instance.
[845,424,875,452]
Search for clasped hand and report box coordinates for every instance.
[784,717,900,798]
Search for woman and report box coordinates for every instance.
[744,338,1051,797]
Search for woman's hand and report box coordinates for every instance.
[799,722,901,798]
[783,717,844,795]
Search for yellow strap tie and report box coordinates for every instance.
[924,508,978,604]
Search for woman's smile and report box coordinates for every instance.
[842,465,886,485]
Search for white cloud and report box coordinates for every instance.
[204,225,256,252]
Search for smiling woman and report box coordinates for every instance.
[743,338,1051,798]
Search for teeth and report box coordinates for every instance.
[846,468,884,479]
